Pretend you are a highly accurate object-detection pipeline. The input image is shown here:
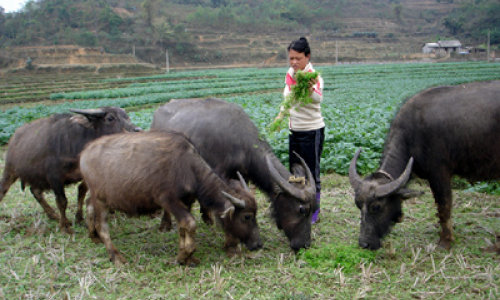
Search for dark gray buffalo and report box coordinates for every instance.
[80,131,262,266]
[0,107,141,233]
[349,80,500,252]
[151,98,318,251]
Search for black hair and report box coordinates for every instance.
[287,37,311,56]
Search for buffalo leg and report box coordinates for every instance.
[224,232,241,257]
[94,203,126,266]
[176,218,200,266]
[429,174,454,249]
[0,168,17,203]
[30,187,59,220]
[163,197,200,266]
[200,205,214,226]
[75,182,88,224]
[51,183,73,234]
[158,211,172,232]
[86,199,101,244]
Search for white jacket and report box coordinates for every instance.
[283,63,325,131]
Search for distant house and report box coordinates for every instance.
[422,40,463,54]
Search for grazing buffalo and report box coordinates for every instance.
[0,107,141,233]
[150,98,318,251]
[349,80,500,252]
[80,131,263,266]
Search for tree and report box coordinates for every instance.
[443,16,463,35]
[393,3,403,22]
[141,0,158,27]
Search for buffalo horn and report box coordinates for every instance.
[221,191,246,208]
[265,154,308,202]
[374,157,414,198]
[69,108,106,118]
[236,171,250,192]
[349,148,364,191]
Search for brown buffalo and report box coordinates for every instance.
[0,107,141,233]
[80,131,263,266]
[349,80,500,252]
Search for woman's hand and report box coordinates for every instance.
[308,78,318,94]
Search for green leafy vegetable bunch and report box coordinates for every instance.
[269,70,319,132]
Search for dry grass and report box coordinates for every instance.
[0,147,499,299]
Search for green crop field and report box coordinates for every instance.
[0,62,499,299]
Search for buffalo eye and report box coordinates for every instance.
[244,214,252,221]
[106,115,116,122]
[299,206,306,214]
[371,203,381,212]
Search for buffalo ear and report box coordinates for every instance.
[398,188,424,200]
[69,115,94,128]
[291,164,306,178]
[220,206,235,220]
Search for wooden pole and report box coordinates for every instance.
[132,45,135,58]
[166,49,169,73]
[335,40,338,65]
[487,29,490,63]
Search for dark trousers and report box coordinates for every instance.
[289,127,325,193]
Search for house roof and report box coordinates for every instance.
[438,40,462,48]
[423,43,440,48]
[422,40,462,48]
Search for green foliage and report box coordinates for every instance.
[465,181,500,195]
[444,0,500,45]
[269,71,319,132]
[75,29,98,47]
[299,243,376,273]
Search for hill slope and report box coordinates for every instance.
[0,0,496,68]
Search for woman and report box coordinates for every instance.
[276,37,325,224]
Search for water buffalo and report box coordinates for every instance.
[150,97,318,251]
[349,80,500,252]
[80,131,262,266]
[0,107,141,233]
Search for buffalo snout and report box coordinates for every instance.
[359,238,381,250]
[246,239,263,251]
[290,236,311,252]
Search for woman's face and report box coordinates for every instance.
[288,49,310,72]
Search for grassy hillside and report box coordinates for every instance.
[3,0,495,67]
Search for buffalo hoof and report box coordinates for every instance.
[158,223,172,232]
[110,251,127,267]
[47,212,59,220]
[74,212,84,225]
[60,224,74,235]
[481,242,500,254]
[437,238,452,250]
[89,232,102,244]
[177,253,200,267]
[90,236,102,244]
[224,245,241,258]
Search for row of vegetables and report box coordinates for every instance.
[2,62,500,192]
